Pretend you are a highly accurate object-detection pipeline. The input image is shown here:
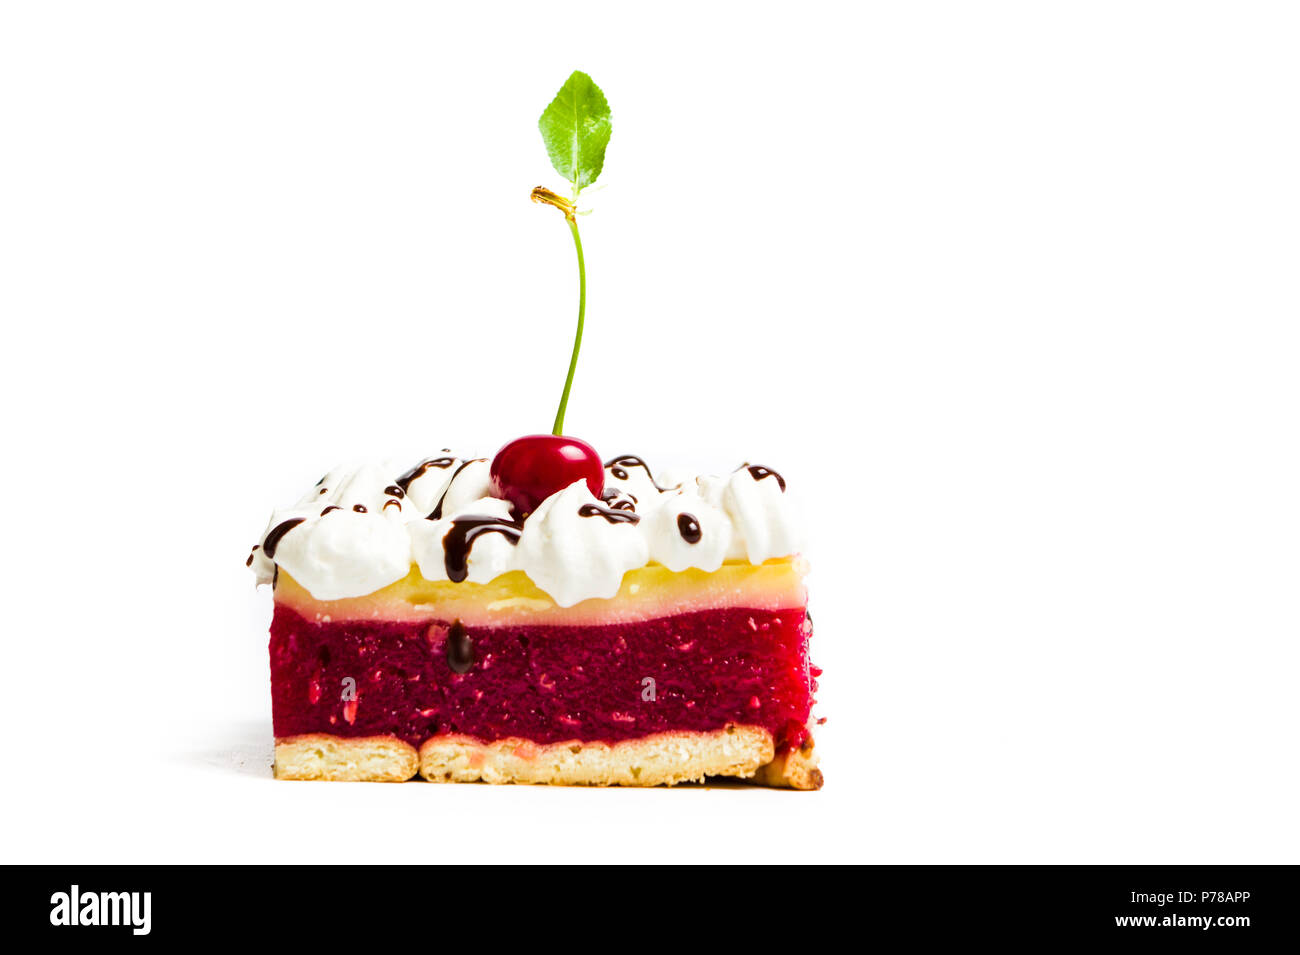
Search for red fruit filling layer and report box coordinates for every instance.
[269,603,817,750]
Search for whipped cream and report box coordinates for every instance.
[515,480,650,606]
[250,452,802,607]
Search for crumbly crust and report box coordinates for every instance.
[749,734,824,791]
[273,728,822,788]
[274,734,418,782]
[418,725,774,787]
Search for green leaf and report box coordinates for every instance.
[538,71,612,194]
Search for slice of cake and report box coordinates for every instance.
[249,450,822,788]
[247,75,824,787]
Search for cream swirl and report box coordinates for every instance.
[271,509,411,601]
[410,496,517,585]
[515,480,649,606]
[722,466,802,564]
[643,487,733,573]
[250,453,802,604]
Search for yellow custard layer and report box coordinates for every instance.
[275,558,808,626]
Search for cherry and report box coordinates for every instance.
[489,434,604,517]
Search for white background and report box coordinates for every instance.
[2,2,1296,864]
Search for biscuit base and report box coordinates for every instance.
[274,727,820,788]
[418,725,776,787]
[274,734,419,782]
[748,734,824,791]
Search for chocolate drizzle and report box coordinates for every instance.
[320,505,341,515]
[604,454,674,491]
[743,464,787,492]
[600,487,638,512]
[676,512,702,543]
[441,514,523,582]
[352,504,367,513]
[578,502,641,525]
[384,484,405,499]
[262,517,305,559]
[396,456,456,493]
[446,621,474,674]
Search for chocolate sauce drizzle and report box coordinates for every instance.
[446,620,474,674]
[262,517,305,559]
[603,454,675,492]
[578,502,641,525]
[395,456,456,493]
[384,484,405,499]
[676,512,702,543]
[599,487,638,512]
[320,505,341,515]
[742,464,787,492]
[441,514,523,582]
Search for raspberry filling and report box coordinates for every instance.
[269,602,817,750]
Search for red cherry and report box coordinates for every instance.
[489,434,604,516]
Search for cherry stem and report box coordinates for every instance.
[529,186,586,436]
[553,216,586,435]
